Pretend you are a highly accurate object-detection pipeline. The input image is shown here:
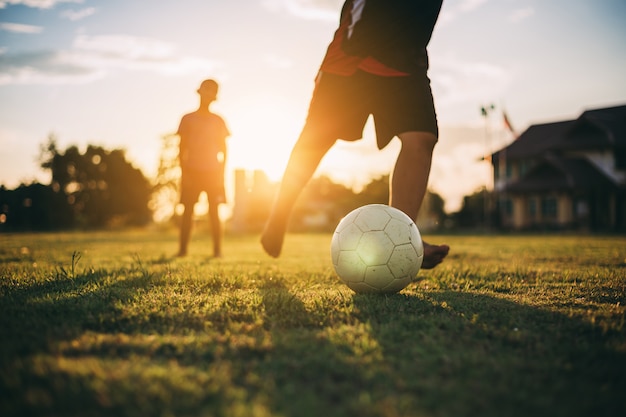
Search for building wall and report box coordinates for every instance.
[557,194,573,225]
[512,196,525,229]
[503,192,577,230]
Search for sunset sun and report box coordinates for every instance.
[226,94,303,182]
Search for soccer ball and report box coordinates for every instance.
[330,204,424,294]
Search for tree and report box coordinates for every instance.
[452,186,490,229]
[292,175,357,231]
[39,137,153,228]
[356,175,389,207]
[289,174,448,232]
[354,175,447,231]
[0,183,73,231]
[150,133,180,223]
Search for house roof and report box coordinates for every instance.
[493,104,626,159]
[493,120,574,160]
[505,155,617,193]
[576,104,626,147]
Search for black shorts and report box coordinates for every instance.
[180,168,226,206]
[303,69,438,149]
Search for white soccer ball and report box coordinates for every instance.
[330,204,424,294]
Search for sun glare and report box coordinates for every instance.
[226,95,303,182]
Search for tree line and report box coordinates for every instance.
[1,136,488,232]
[1,138,152,231]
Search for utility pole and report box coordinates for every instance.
[480,104,495,230]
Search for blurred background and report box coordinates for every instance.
[1,0,625,233]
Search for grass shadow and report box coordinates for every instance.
[0,267,153,361]
[352,290,626,417]
[2,233,625,417]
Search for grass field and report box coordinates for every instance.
[1,230,625,417]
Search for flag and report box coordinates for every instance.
[503,111,516,136]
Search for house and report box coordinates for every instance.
[491,104,626,232]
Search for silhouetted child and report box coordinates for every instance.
[177,79,230,258]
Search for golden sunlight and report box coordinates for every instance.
[226,95,303,182]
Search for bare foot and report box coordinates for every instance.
[260,218,287,258]
[421,241,450,269]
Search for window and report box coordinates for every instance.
[520,159,533,177]
[541,197,558,219]
[575,199,589,219]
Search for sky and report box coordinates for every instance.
[1,0,625,213]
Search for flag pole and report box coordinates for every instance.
[480,103,495,230]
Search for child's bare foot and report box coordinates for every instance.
[421,241,450,269]
[260,218,287,258]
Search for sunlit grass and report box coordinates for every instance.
[1,230,624,417]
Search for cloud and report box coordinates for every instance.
[60,6,95,21]
[438,0,489,26]
[0,34,221,85]
[261,0,341,21]
[73,34,176,61]
[458,0,488,13]
[430,55,513,109]
[0,0,82,9]
[0,49,103,85]
[0,22,43,33]
[509,7,534,23]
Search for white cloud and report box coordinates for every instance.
[69,34,220,75]
[73,34,176,60]
[0,0,82,9]
[0,49,104,85]
[509,7,534,23]
[0,22,43,34]
[0,33,221,85]
[60,6,95,21]
[261,0,342,21]
[438,0,489,26]
[431,55,513,108]
[459,0,489,13]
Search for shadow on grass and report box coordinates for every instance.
[2,268,624,417]
[189,283,626,417]
[352,291,626,417]
[253,281,390,417]
[0,268,153,360]
[0,265,156,416]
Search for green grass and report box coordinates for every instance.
[1,230,625,417]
